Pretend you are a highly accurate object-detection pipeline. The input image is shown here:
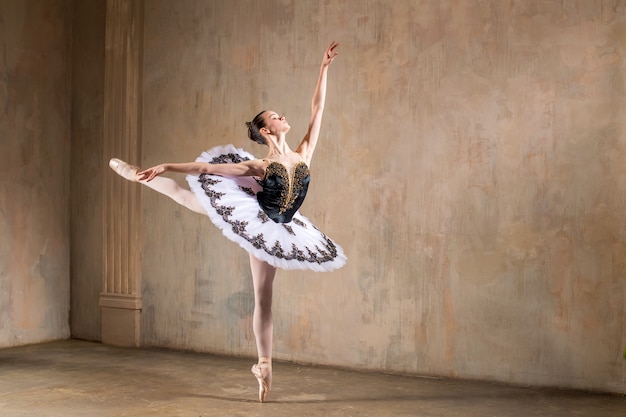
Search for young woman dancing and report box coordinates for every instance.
[109,41,346,402]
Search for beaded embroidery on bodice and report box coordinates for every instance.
[257,161,310,223]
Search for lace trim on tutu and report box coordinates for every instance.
[186,144,346,272]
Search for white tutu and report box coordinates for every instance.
[186,144,346,272]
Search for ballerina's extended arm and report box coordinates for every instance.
[138,159,266,182]
[296,41,339,166]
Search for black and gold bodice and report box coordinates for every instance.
[257,161,310,224]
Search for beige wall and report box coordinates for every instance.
[70,0,106,341]
[2,0,624,395]
[0,0,72,345]
[138,0,625,393]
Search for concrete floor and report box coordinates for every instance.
[0,340,623,417]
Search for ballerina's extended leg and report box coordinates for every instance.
[109,158,205,214]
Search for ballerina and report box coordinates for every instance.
[109,41,345,402]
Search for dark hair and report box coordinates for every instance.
[246,110,267,145]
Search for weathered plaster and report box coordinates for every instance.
[136,0,625,393]
[0,0,72,346]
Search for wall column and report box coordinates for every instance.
[100,0,144,347]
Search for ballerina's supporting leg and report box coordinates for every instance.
[249,253,276,402]
[111,158,274,401]
[109,158,205,214]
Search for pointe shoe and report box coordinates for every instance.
[251,357,272,403]
[109,158,139,181]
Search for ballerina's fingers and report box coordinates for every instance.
[324,41,339,65]
[137,168,157,182]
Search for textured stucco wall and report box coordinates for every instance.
[136,0,626,393]
[70,0,106,342]
[0,0,72,346]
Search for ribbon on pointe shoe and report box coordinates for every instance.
[251,357,272,403]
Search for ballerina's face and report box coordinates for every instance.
[262,111,290,135]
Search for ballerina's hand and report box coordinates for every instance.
[137,164,166,182]
[322,41,339,67]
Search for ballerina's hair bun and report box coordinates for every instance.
[246,111,267,145]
